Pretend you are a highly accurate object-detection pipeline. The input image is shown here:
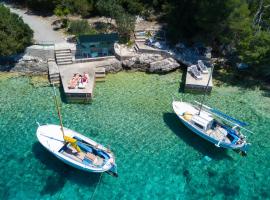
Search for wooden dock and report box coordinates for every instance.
[58,63,95,103]
[185,68,213,93]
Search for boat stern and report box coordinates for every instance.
[240,143,251,154]
[107,164,118,177]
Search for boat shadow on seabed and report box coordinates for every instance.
[32,142,101,194]
[163,113,233,161]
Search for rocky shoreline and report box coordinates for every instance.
[1,51,181,75]
[0,40,218,75]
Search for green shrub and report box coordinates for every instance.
[68,20,97,35]
[115,12,135,43]
[0,4,33,56]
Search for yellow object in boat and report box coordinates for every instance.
[183,112,193,121]
[64,135,81,152]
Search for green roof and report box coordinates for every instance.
[78,33,118,43]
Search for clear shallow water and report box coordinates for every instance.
[0,72,269,200]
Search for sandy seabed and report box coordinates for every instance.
[0,72,269,200]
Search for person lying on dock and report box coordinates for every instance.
[82,72,89,83]
[78,75,82,84]
[68,77,77,89]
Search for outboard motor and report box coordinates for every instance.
[106,165,118,177]
[240,143,251,154]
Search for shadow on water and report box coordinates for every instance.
[32,142,101,195]
[58,83,93,105]
[0,54,23,72]
[213,67,270,91]
[179,68,187,93]
[58,85,67,103]
[163,113,232,160]
[262,90,270,98]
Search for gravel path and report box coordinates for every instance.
[4,3,65,43]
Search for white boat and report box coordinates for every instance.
[36,85,118,176]
[172,101,251,153]
[37,124,118,176]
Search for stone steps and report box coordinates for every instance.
[95,67,106,79]
[135,39,146,42]
[55,49,71,53]
[55,48,72,65]
[56,57,73,61]
[57,60,73,65]
[134,44,139,52]
[48,59,60,84]
[55,52,72,57]
[135,35,146,40]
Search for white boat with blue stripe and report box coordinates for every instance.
[36,85,118,177]
[36,124,118,177]
[172,101,251,153]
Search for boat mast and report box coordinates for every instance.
[52,84,65,139]
[198,64,214,115]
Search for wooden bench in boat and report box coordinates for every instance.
[86,152,104,166]
[61,144,104,166]
[206,129,230,143]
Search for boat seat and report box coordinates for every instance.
[82,158,92,165]
[86,153,104,166]
[58,143,68,152]
[86,152,97,161]
[216,127,227,136]
[97,150,109,160]
[77,152,85,160]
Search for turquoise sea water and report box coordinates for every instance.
[0,71,269,200]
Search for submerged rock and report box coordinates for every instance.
[203,155,212,162]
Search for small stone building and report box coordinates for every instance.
[76,33,118,59]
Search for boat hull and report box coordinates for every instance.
[36,124,117,174]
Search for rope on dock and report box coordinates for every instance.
[90,173,103,200]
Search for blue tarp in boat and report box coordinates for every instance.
[77,141,93,153]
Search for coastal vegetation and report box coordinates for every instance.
[5,0,270,81]
[68,20,97,35]
[0,4,33,56]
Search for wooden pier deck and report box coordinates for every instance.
[58,63,95,103]
[185,68,213,93]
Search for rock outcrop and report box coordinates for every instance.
[1,45,55,74]
[173,43,212,66]
[122,53,180,73]
[102,59,123,73]
[149,58,180,73]
[10,55,48,75]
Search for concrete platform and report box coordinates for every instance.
[135,42,171,57]
[58,63,95,103]
[185,68,213,93]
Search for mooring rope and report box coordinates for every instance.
[90,173,103,200]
